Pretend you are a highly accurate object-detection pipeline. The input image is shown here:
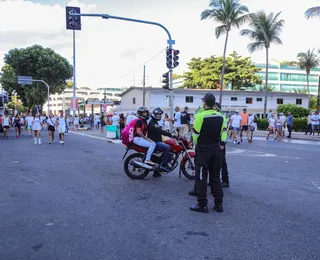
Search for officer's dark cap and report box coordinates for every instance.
[202,93,216,107]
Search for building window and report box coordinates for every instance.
[133,98,136,104]
[277,98,283,104]
[231,97,237,101]
[296,99,302,105]
[256,98,263,102]
[185,96,193,103]
[246,98,253,104]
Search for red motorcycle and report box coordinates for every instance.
[122,137,195,180]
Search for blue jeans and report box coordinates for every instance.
[155,142,171,164]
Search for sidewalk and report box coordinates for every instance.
[254,130,320,141]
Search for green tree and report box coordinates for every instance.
[201,0,250,104]
[281,60,299,67]
[182,52,262,89]
[240,11,285,118]
[309,96,318,110]
[305,6,320,19]
[276,104,310,118]
[297,48,319,107]
[0,45,73,109]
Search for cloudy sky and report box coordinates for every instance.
[1,0,320,89]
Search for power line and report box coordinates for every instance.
[112,47,167,83]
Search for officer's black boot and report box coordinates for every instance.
[188,183,197,196]
[190,200,209,213]
[213,204,223,212]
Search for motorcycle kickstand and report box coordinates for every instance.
[178,167,182,178]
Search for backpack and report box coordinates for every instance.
[121,118,141,145]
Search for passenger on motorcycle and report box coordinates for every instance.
[148,107,174,172]
[132,107,157,166]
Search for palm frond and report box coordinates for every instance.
[215,25,227,38]
[247,42,264,53]
[305,6,320,19]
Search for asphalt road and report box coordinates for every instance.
[0,129,319,260]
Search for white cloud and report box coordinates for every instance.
[1,0,320,89]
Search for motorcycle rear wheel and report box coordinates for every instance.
[124,153,150,179]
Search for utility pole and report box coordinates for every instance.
[72,30,77,116]
[143,65,146,106]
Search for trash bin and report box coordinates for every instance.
[106,125,119,139]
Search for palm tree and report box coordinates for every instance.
[240,11,284,118]
[201,0,250,104]
[305,6,320,19]
[297,48,319,107]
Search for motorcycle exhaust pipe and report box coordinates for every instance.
[130,160,154,170]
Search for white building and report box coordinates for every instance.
[118,87,309,118]
[43,86,124,115]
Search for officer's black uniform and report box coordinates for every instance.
[190,93,227,213]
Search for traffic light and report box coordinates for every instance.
[162,72,169,90]
[66,6,81,30]
[166,48,173,69]
[173,50,180,68]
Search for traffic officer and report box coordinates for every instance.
[190,93,227,213]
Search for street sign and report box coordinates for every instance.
[70,98,78,110]
[87,100,113,105]
[17,76,33,85]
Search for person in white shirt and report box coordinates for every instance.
[230,110,242,144]
[267,113,276,140]
[311,112,320,135]
[32,113,42,144]
[26,113,33,137]
[248,113,257,141]
[2,114,11,138]
[305,112,313,135]
[173,106,181,135]
[56,111,66,144]
[126,112,136,125]
[73,115,79,131]
[279,112,286,137]
[47,113,56,144]
[111,112,119,126]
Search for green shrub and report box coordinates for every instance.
[292,118,307,132]
[276,104,310,118]
[257,118,308,132]
[256,118,268,130]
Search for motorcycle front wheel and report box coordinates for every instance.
[180,156,195,180]
[124,153,150,179]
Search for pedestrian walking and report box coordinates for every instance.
[47,113,56,144]
[57,111,66,145]
[32,113,42,144]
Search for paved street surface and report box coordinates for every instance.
[0,129,320,260]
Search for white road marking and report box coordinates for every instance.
[69,131,121,144]
[307,178,320,191]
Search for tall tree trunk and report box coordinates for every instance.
[306,73,310,108]
[263,47,269,118]
[219,30,229,105]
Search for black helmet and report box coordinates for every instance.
[202,93,216,107]
[151,107,163,121]
[137,106,150,120]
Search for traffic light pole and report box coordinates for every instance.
[143,65,146,106]
[72,30,77,116]
[72,12,175,120]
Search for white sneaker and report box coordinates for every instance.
[61,141,64,145]
[59,140,62,144]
